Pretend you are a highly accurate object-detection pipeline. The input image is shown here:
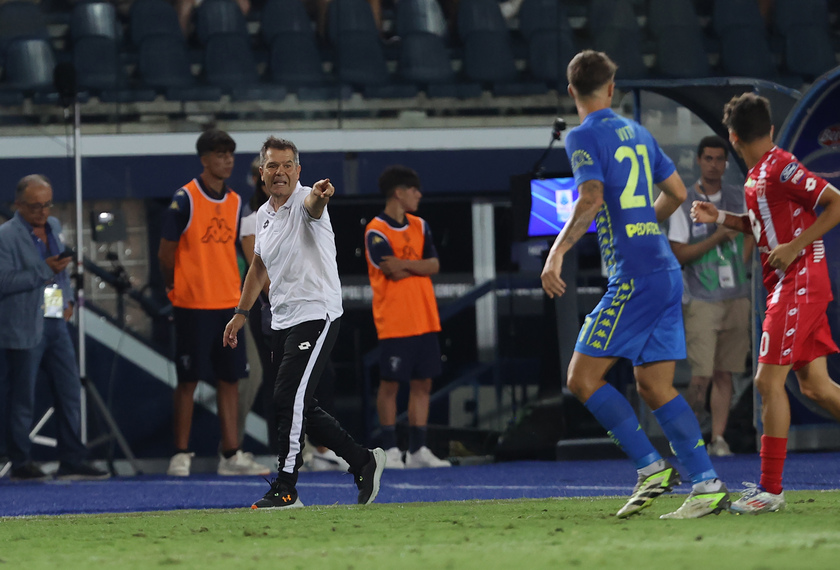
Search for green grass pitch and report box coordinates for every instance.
[2,491,839,569]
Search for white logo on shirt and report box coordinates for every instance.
[298,342,311,351]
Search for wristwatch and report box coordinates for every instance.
[233,307,249,317]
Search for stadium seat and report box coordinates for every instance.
[326,0,417,98]
[526,30,577,85]
[773,0,837,81]
[138,35,222,101]
[395,0,448,38]
[326,0,379,46]
[0,37,55,105]
[73,35,156,102]
[261,0,314,46]
[712,0,778,80]
[196,0,249,46]
[457,0,548,94]
[647,0,709,78]
[457,0,508,40]
[519,0,567,35]
[0,1,49,57]
[129,0,183,48]
[398,32,481,98]
[70,1,121,42]
[587,0,648,80]
[518,0,576,87]
[204,34,286,101]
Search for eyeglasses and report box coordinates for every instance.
[21,200,54,212]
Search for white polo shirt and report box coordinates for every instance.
[254,183,343,330]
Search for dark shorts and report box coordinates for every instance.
[173,307,247,384]
[379,332,441,383]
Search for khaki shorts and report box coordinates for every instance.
[683,297,751,377]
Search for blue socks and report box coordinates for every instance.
[653,395,717,485]
[584,384,661,470]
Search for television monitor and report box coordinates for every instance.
[511,173,597,240]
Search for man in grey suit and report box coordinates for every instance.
[0,174,108,481]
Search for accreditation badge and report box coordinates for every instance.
[44,284,64,318]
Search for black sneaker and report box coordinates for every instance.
[56,462,111,481]
[251,478,304,510]
[353,447,386,505]
[9,462,51,482]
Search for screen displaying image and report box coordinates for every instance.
[527,177,597,237]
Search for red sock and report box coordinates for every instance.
[759,435,787,495]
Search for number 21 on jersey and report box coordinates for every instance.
[615,145,653,209]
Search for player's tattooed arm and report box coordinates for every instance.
[541,179,603,298]
[558,179,604,251]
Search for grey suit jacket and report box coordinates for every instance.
[0,213,64,350]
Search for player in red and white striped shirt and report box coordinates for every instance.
[692,93,840,514]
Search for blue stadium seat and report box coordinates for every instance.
[74,35,156,102]
[196,0,249,46]
[647,0,709,78]
[527,30,577,86]
[261,0,314,45]
[774,0,836,81]
[519,0,568,36]
[587,0,648,79]
[712,0,778,80]
[70,1,121,42]
[518,0,576,87]
[0,1,49,57]
[457,0,548,94]
[129,0,183,48]
[327,0,418,98]
[0,37,55,105]
[395,0,448,38]
[204,34,286,101]
[398,32,481,98]
[326,0,379,46]
[457,0,507,40]
[138,35,222,101]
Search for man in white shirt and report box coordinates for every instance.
[224,136,385,509]
[668,135,753,457]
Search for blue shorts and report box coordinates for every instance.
[575,269,686,366]
[379,332,442,383]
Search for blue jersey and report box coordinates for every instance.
[565,108,680,280]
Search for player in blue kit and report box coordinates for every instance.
[541,51,731,519]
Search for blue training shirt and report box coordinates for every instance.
[565,108,680,280]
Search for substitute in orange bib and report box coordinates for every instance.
[365,166,450,469]
[158,129,269,478]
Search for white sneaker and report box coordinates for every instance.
[384,447,405,469]
[707,436,734,457]
[405,446,451,468]
[167,452,194,477]
[218,450,271,476]
[309,448,351,472]
[730,482,786,514]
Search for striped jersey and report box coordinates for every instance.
[744,146,833,305]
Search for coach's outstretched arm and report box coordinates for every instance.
[304,178,335,219]
[541,179,604,299]
[223,254,269,348]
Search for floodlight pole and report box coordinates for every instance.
[72,100,87,444]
